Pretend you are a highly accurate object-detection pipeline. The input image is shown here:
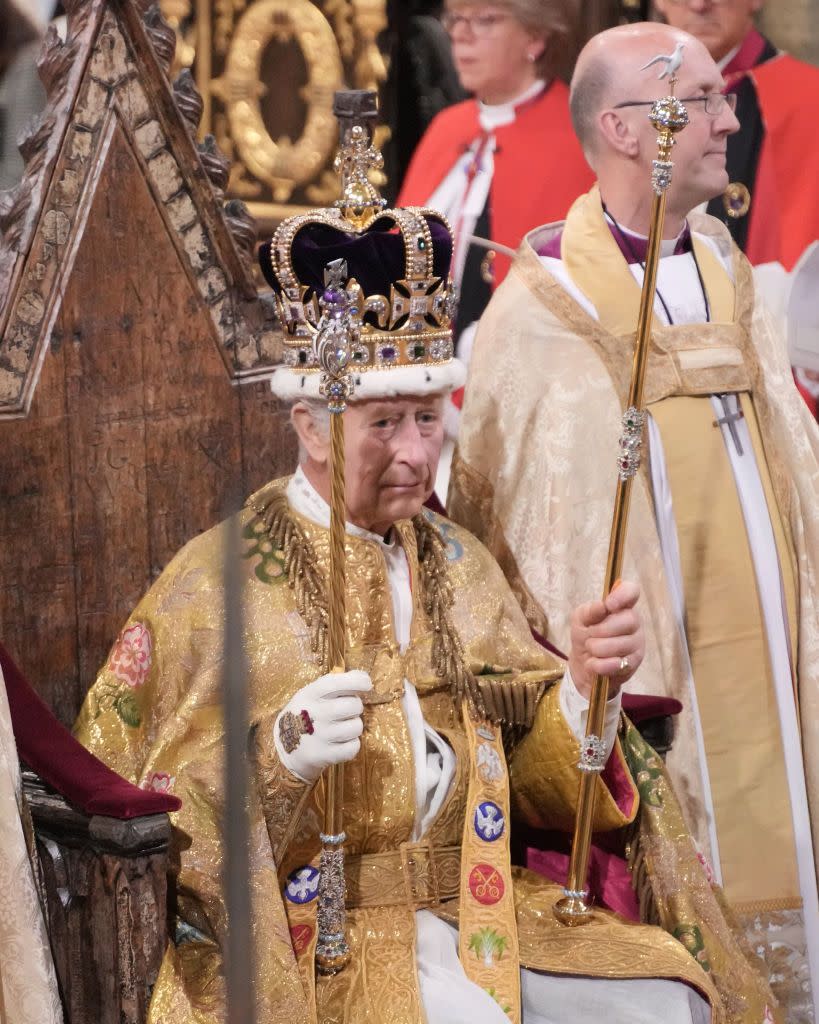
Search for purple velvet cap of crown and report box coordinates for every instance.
[259,214,452,299]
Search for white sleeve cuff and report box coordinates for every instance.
[558,669,622,759]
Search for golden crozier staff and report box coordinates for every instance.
[554,47,690,927]
[312,90,389,974]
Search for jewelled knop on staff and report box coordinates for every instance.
[554,48,690,927]
[312,91,387,975]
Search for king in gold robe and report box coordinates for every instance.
[75,471,773,1024]
[450,183,819,1020]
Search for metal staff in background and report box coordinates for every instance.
[222,496,256,1023]
[314,90,386,974]
[554,50,690,928]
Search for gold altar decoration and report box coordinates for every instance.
[159,0,388,228]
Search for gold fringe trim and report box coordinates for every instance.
[246,493,491,720]
[412,513,486,721]
[624,823,660,928]
[247,491,330,669]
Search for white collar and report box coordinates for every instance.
[717,41,742,72]
[478,78,546,131]
[287,466,400,552]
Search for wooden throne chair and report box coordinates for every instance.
[0,0,293,1019]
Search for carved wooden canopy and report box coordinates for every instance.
[0,0,295,724]
[0,0,282,418]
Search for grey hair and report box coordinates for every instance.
[291,398,331,464]
[569,52,613,163]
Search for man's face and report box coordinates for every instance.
[617,37,739,209]
[654,0,763,61]
[341,395,445,535]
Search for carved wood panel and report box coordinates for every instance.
[0,0,297,724]
[26,772,172,1024]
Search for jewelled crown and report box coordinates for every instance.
[260,91,465,401]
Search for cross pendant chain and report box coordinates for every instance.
[713,393,744,456]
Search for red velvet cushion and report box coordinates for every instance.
[1,643,180,819]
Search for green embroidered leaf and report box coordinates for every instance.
[485,987,512,1015]
[243,518,287,585]
[468,927,508,966]
[115,692,141,728]
[672,923,712,973]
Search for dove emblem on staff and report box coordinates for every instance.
[640,42,685,79]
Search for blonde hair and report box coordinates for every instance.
[443,0,579,79]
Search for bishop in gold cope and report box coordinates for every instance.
[451,21,819,1021]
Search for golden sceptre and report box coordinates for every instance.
[554,51,690,927]
[314,90,386,974]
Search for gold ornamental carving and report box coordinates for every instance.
[219,1,343,203]
[160,0,388,226]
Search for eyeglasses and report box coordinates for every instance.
[614,92,738,116]
[440,11,513,37]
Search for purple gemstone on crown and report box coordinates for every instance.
[728,193,745,213]
[378,345,397,363]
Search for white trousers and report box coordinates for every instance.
[415,911,711,1024]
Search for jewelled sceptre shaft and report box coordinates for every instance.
[554,51,689,927]
[314,90,386,975]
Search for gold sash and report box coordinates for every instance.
[459,708,521,1023]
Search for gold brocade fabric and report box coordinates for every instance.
[649,395,800,910]
[75,479,727,1023]
[451,186,819,1020]
[620,720,777,1023]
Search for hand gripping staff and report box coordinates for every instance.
[313,90,387,974]
[553,51,690,927]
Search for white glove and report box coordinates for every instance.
[273,670,372,783]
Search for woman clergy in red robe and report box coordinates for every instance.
[398,0,594,367]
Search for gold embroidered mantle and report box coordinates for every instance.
[76,479,724,1023]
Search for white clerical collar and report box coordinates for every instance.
[717,42,742,72]
[287,465,399,551]
[478,78,546,131]
[604,213,690,258]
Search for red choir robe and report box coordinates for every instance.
[712,28,819,271]
[398,80,594,287]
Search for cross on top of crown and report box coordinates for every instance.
[334,124,384,215]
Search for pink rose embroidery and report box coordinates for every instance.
[108,623,152,688]
[696,850,715,885]
[144,772,175,794]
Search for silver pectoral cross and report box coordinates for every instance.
[713,393,744,456]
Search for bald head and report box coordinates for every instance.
[569,22,711,162]
[567,21,739,233]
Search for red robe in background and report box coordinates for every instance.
[398,80,593,288]
[712,28,819,272]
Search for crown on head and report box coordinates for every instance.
[260,92,460,391]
